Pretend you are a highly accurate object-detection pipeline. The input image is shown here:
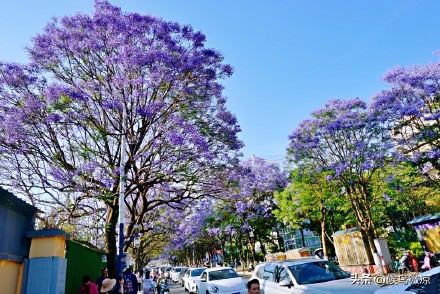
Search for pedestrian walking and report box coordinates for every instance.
[142,270,155,294]
[123,268,139,294]
[407,251,419,272]
[136,271,142,290]
[100,278,117,294]
[96,268,109,292]
[79,275,99,294]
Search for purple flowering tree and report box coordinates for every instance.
[133,201,213,268]
[169,157,287,266]
[371,57,440,178]
[164,199,221,265]
[288,98,395,273]
[0,1,242,275]
[222,157,287,262]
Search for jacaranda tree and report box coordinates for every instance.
[371,57,440,179]
[221,156,287,262]
[0,1,242,275]
[287,98,395,273]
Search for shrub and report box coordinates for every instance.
[408,242,424,259]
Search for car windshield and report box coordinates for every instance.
[288,261,350,285]
[209,269,239,281]
[191,268,206,277]
[174,268,182,272]
[166,267,172,271]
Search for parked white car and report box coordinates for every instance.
[183,267,207,293]
[163,266,172,278]
[196,267,247,294]
[170,266,185,283]
[250,258,380,293]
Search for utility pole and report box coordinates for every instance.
[117,108,127,275]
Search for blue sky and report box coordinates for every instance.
[1,1,440,164]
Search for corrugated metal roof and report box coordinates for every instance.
[407,213,440,225]
[0,187,38,214]
[332,227,362,236]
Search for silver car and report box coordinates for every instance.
[250,258,380,293]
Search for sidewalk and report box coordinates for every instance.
[236,269,253,281]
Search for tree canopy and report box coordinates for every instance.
[0,0,242,274]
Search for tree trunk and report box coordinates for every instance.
[250,243,256,264]
[299,228,305,248]
[247,233,257,263]
[320,209,327,259]
[360,184,384,274]
[104,204,119,278]
[275,226,284,252]
[229,235,233,265]
[238,252,244,270]
[346,186,384,274]
[187,248,191,266]
[258,236,267,256]
[237,236,245,272]
[365,224,384,274]
[221,240,226,265]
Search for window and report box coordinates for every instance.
[262,264,276,282]
[201,272,207,281]
[288,261,350,285]
[275,266,291,284]
[209,269,238,281]
[191,268,206,277]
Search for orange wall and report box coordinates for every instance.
[29,236,66,258]
[0,260,23,294]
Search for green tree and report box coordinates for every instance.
[274,169,352,257]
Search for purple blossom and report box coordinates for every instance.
[207,227,221,237]
[236,201,247,214]
[421,163,432,174]
[166,130,184,145]
[382,193,392,202]
[136,102,165,118]
[371,58,440,167]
